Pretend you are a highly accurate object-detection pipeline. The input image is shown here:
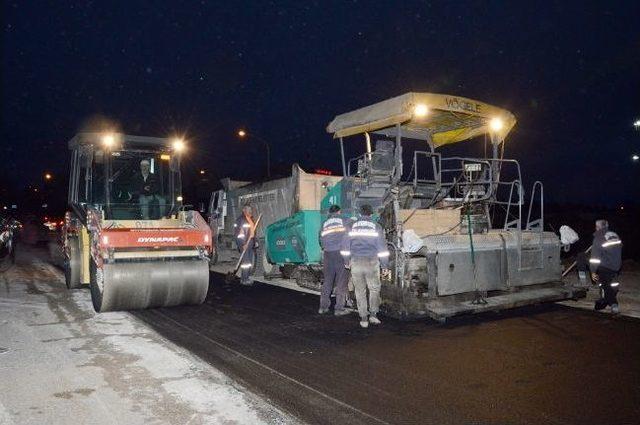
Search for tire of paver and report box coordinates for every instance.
[64,237,82,289]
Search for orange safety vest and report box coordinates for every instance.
[244,212,256,240]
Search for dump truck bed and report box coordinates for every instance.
[215,164,341,239]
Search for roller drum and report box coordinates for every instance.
[90,259,209,312]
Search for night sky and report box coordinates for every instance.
[2,1,639,209]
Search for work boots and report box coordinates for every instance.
[594,299,607,311]
[360,314,381,328]
[359,317,369,328]
[369,315,382,325]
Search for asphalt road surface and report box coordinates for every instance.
[134,274,640,425]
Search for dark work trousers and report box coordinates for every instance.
[320,250,348,311]
[594,267,619,310]
[576,252,589,272]
[237,241,255,284]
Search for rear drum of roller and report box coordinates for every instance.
[90,259,209,312]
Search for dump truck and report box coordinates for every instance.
[63,132,211,312]
[209,165,341,292]
[211,92,586,320]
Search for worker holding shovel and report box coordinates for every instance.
[235,204,259,285]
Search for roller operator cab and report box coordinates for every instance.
[63,132,211,312]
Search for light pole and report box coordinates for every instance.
[634,119,640,163]
[237,129,271,178]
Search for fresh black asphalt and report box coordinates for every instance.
[135,275,640,425]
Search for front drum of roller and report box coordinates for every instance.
[90,259,209,313]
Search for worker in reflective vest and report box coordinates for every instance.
[589,219,622,313]
[319,205,350,316]
[341,204,390,328]
[235,204,258,285]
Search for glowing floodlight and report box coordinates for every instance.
[489,117,504,132]
[102,133,115,147]
[413,104,428,118]
[172,138,185,152]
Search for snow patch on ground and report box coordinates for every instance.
[0,246,298,425]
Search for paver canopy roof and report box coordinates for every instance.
[326,92,516,147]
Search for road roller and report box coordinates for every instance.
[62,132,211,312]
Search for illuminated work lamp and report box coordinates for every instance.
[102,134,116,148]
[172,138,185,152]
[413,104,428,118]
[489,117,504,132]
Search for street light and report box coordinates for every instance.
[633,120,640,129]
[44,173,52,181]
[237,129,271,178]
[633,154,639,161]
